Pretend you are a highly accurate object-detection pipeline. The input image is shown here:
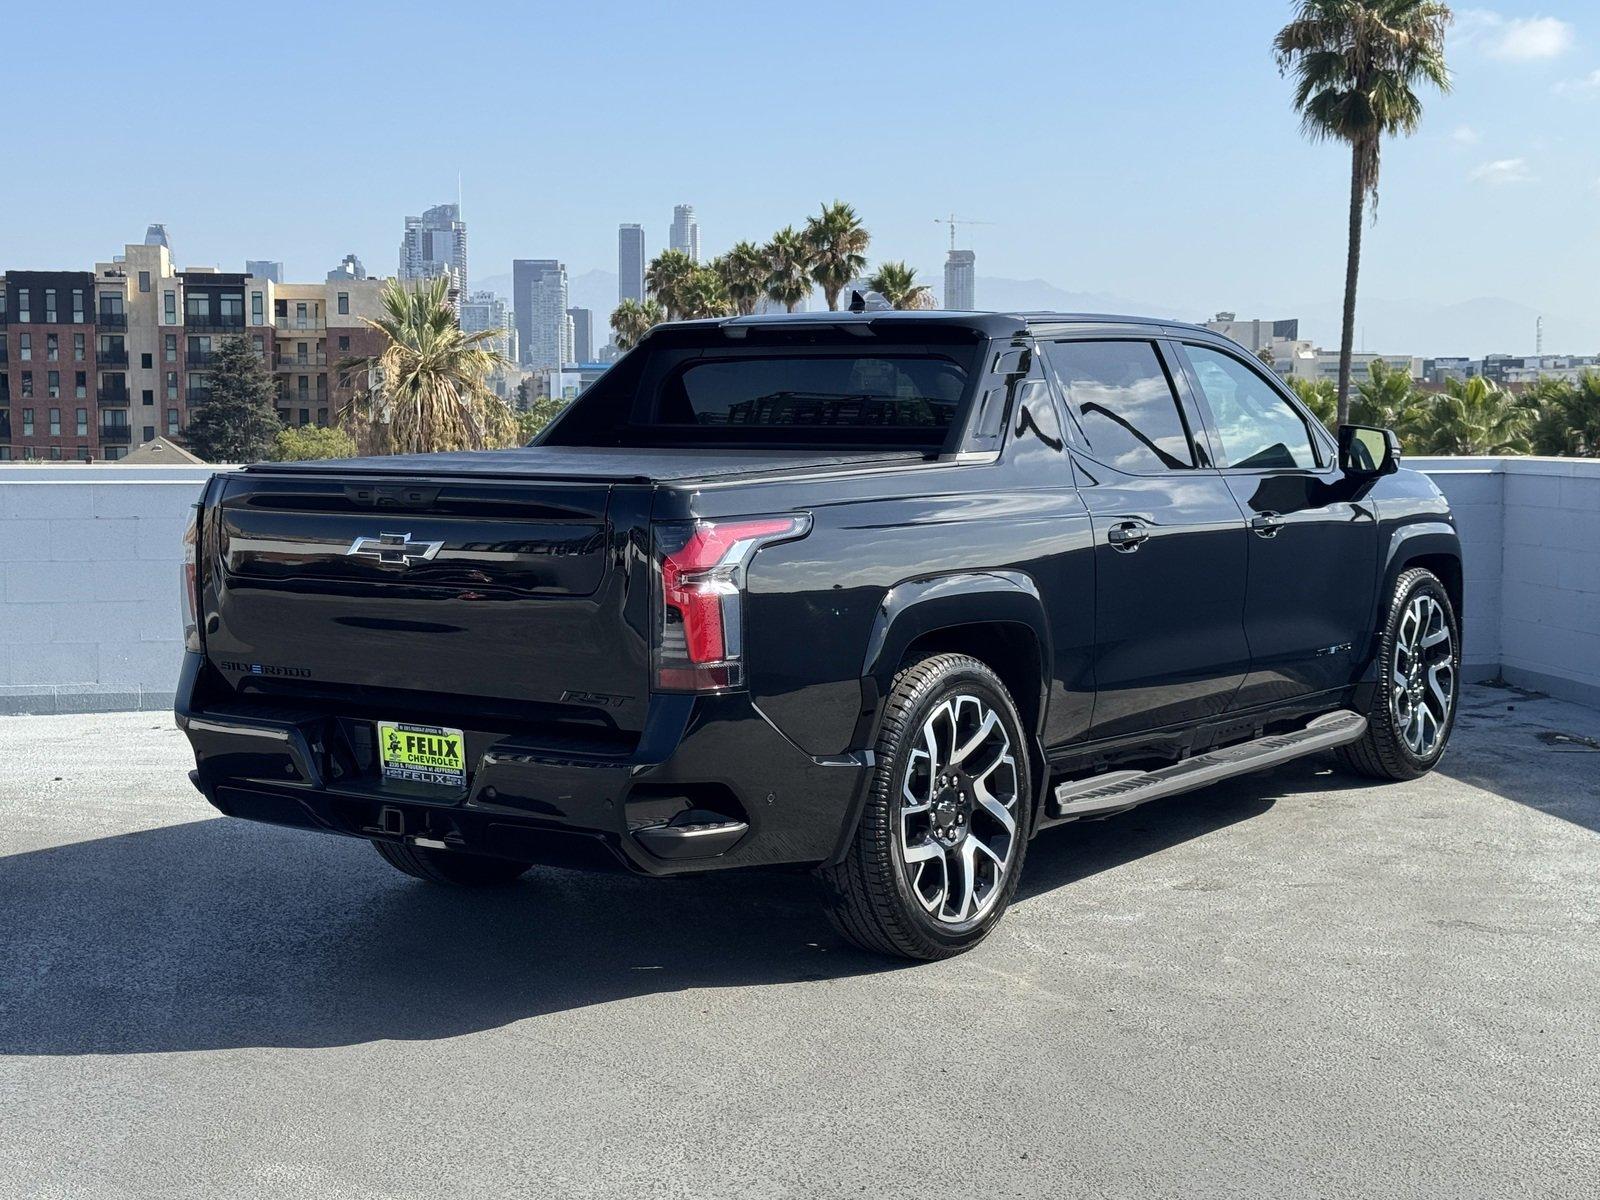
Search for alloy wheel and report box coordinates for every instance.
[1391,592,1456,759]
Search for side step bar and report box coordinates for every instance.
[1051,709,1368,819]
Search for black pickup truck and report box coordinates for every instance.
[178,310,1462,960]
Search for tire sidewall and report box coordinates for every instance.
[1377,571,1461,773]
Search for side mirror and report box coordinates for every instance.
[1339,424,1400,476]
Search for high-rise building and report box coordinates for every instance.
[670,205,700,263]
[144,224,170,249]
[943,250,976,310]
[567,307,593,363]
[618,224,645,305]
[245,260,283,283]
[461,290,518,365]
[512,259,570,370]
[327,253,368,282]
[399,203,468,299]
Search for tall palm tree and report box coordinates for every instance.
[866,261,935,310]
[338,276,517,455]
[610,298,663,352]
[645,249,697,320]
[1275,0,1452,425]
[804,201,871,311]
[1289,376,1339,430]
[711,241,767,316]
[763,226,813,313]
[1528,372,1600,457]
[1351,357,1426,435]
[1410,376,1533,455]
[677,269,734,320]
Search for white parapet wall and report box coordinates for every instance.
[0,457,1596,714]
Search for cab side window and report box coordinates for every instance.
[1181,344,1319,470]
[1042,340,1195,473]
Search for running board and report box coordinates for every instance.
[1050,709,1367,819]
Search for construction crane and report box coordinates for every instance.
[934,214,995,251]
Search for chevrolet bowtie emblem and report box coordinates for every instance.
[346,531,444,566]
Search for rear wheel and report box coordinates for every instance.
[371,839,533,886]
[817,653,1031,961]
[1339,567,1460,780]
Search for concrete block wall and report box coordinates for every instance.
[0,465,227,714]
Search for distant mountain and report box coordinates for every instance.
[957,275,1184,320]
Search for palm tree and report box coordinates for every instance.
[677,269,734,320]
[1351,357,1425,436]
[763,226,813,313]
[1275,0,1452,425]
[1410,376,1533,455]
[1528,372,1600,457]
[610,298,663,352]
[645,249,697,320]
[1289,376,1339,430]
[337,276,517,455]
[711,241,767,316]
[866,261,935,310]
[804,201,871,311]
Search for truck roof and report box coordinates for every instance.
[661,309,1211,340]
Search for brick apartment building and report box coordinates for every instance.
[1,240,388,461]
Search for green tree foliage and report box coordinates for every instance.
[517,396,568,443]
[1351,358,1426,431]
[182,334,281,463]
[645,250,697,321]
[269,423,356,461]
[609,298,663,351]
[1526,372,1600,457]
[866,261,935,310]
[1289,376,1340,429]
[1407,376,1533,455]
[804,201,871,311]
[710,241,768,316]
[762,226,813,313]
[1275,0,1452,424]
[676,269,734,319]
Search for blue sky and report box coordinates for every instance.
[5,1,1595,353]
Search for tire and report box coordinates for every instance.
[370,839,533,886]
[816,653,1032,961]
[1339,567,1461,781]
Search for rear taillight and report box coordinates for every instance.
[180,503,201,651]
[651,514,811,692]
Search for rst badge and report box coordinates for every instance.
[346,531,444,566]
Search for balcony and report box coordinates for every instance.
[96,386,130,406]
[98,424,132,444]
[97,349,129,368]
[186,387,212,404]
[186,350,217,367]
[274,316,326,332]
[185,314,245,332]
[95,311,127,329]
[274,352,327,370]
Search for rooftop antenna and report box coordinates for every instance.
[934,213,996,251]
[1536,315,1544,357]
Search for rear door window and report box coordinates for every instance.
[1042,340,1195,472]
[1180,344,1320,470]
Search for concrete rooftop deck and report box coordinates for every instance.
[1,684,1597,1198]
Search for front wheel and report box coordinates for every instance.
[1340,567,1461,780]
[817,653,1032,961]
[371,839,533,886]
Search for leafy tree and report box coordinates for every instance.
[610,298,663,351]
[1288,376,1339,429]
[517,396,568,443]
[183,334,281,463]
[1275,0,1452,424]
[1527,372,1600,457]
[1350,357,1425,434]
[338,276,518,456]
[1409,376,1533,455]
[269,423,356,461]
[804,200,871,311]
[710,241,768,316]
[645,249,697,320]
[866,261,935,310]
[763,226,813,313]
[677,269,734,319]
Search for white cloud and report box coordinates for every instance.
[1553,68,1600,95]
[1451,125,1481,144]
[1459,11,1575,60]
[1470,157,1536,185]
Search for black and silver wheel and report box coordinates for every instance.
[371,839,533,886]
[1340,567,1460,780]
[817,653,1031,960]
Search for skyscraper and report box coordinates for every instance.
[327,253,368,282]
[513,259,570,370]
[670,204,700,263]
[618,223,645,305]
[143,223,170,249]
[245,260,283,283]
[943,250,976,310]
[399,203,468,299]
[567,307,593,362]
[461,290,518,365]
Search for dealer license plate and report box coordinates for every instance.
[377,721,467,788]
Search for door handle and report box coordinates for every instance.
[1107,521,1149,551]
[1250,512,1285,538]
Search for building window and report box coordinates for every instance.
[0,448,9,461]
[141,352,153,369]
[337,292,350,315]
[22,409,34,436]
[138,270,151,293]
[50,445,63,461]
[165,333,177,362]
[49,408,61,436]
[142,389,154,406]
[251,292,264,325]
[143,426,156,442]
[164,291,177,324]
[167,408,180,435]
[18,333,29,361]
[75,371,87,399]
[46,334,58,361]
[186,294,210,322]
[47,371,60,399]
[251,335,264,356]
[77,446,90,462]
[166,371,178,401]
[76,408,88,436]
[72,289,85,323]
[317,407,329,426]
[99,292,123,319]
[299,408,310,425]
[17,289,30,322]
[21,372,32,398]
[73,333,85,361]
[221,294,244,324]
[339,335,350,351]
[44,289,57,322]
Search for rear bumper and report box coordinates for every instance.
[176,652,870,876]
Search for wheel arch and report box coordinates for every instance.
[1353,522,1464,701]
